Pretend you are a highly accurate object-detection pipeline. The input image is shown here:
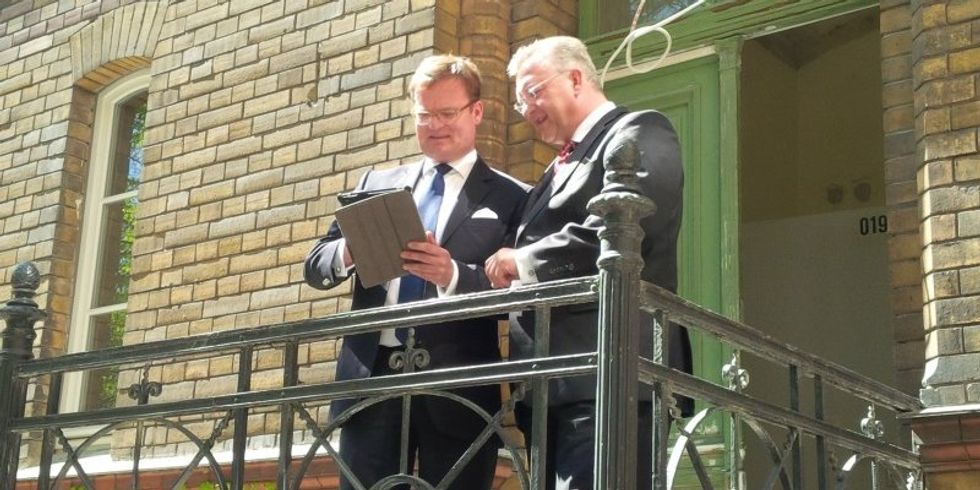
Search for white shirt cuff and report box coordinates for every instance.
[437,260,459,297]
[514,247,538,284]
[331,238,352,278]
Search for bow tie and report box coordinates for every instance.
[556,141,577,164]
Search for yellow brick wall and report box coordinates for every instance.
[879,0,925,396]
[912,0,980,407]
[507,0,577,181]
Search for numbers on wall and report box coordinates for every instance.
[859,215,888,235]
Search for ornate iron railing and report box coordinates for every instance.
[0,136,922,489]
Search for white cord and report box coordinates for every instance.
[600,0,707,86]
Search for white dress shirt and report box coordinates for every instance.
[333,150,477,345]
[513,101,617,284]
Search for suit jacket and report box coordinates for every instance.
[510,107,693,414]
[305,156,530,428]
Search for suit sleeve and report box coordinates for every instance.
[517,111,682,283]
[453,260,489,294]
[456,179,530,294]
[303,170,372,291]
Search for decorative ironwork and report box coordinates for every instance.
[722,352,749,391]
[0,126,925,490]
[0,262,45,485]
[388,328,430,373]
[126,365,163,405]
[291,386,531,490]
[588,126,655,490]
[860,405,885,440]
[0,270,923,490]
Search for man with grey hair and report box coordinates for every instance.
[486,35,692,489]
[306,54,528,489]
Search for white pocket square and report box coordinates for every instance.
[471,207,498,219]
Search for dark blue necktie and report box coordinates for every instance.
[395,164,451,341]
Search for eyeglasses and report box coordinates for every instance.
[414,100,477,127]
[513,71,566,114]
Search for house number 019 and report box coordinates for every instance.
[859,215,888,235]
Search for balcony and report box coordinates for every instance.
[0,140,921,490]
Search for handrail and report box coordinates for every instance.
[19,277,597,377]
[12,354,596,431]
[2,268,923,489]
[639,359,920,468]
[641,281,921,412]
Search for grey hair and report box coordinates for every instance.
[507,36,600,88]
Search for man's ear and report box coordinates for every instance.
[472,100,485,123]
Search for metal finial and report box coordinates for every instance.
[127,364,163,405]
[1,262,45,354]
[602,126,647,196]
[860,405,884,440]
[388,328,430,373]
[11,262,41,298]
[722,352,749,391]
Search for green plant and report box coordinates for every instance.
[190,481,274,490]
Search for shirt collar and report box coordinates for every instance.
[570,101,616,144]
[423,149,477,181]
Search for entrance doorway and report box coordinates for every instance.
[738,8,897,487]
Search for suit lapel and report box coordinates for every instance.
[517,107,629,239]
[523,163,555,212]
[516,166,554,239]
[440,157,494,245]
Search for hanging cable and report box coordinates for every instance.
[600,0,708,86]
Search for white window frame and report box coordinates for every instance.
[61,70,150,415]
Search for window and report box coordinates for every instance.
[594,0,700,35]
[62,70,149,413]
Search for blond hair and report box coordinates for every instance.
[409,54,482,101]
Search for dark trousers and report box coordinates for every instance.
[515,401,655,490]
[338,347,499,490]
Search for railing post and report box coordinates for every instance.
[231,345,253,490]
[860,405,884,490]
[0,262,45,486]
[588,133,655,489]
[278,341,299,489]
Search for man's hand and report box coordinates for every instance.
[402,232,454,287]
[485,247,518,288]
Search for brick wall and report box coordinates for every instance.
[125,0,446,452]
[0,0,454,458]
[0,0,578,467]
[456,0,511,171]
[880,1,925,396]
[912,0,980,406]
[507,0,576,181]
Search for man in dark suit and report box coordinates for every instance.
[305,55,529,490]
[485,36,692,489]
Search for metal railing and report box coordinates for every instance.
[0,137,922,489]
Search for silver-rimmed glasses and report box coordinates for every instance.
[513,71,567,114]
[414,100,478,127]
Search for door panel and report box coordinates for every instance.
[606,55,726,382]
[606,55,732,488]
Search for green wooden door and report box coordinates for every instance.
[605,54,735,487]
[606,54,728,374]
